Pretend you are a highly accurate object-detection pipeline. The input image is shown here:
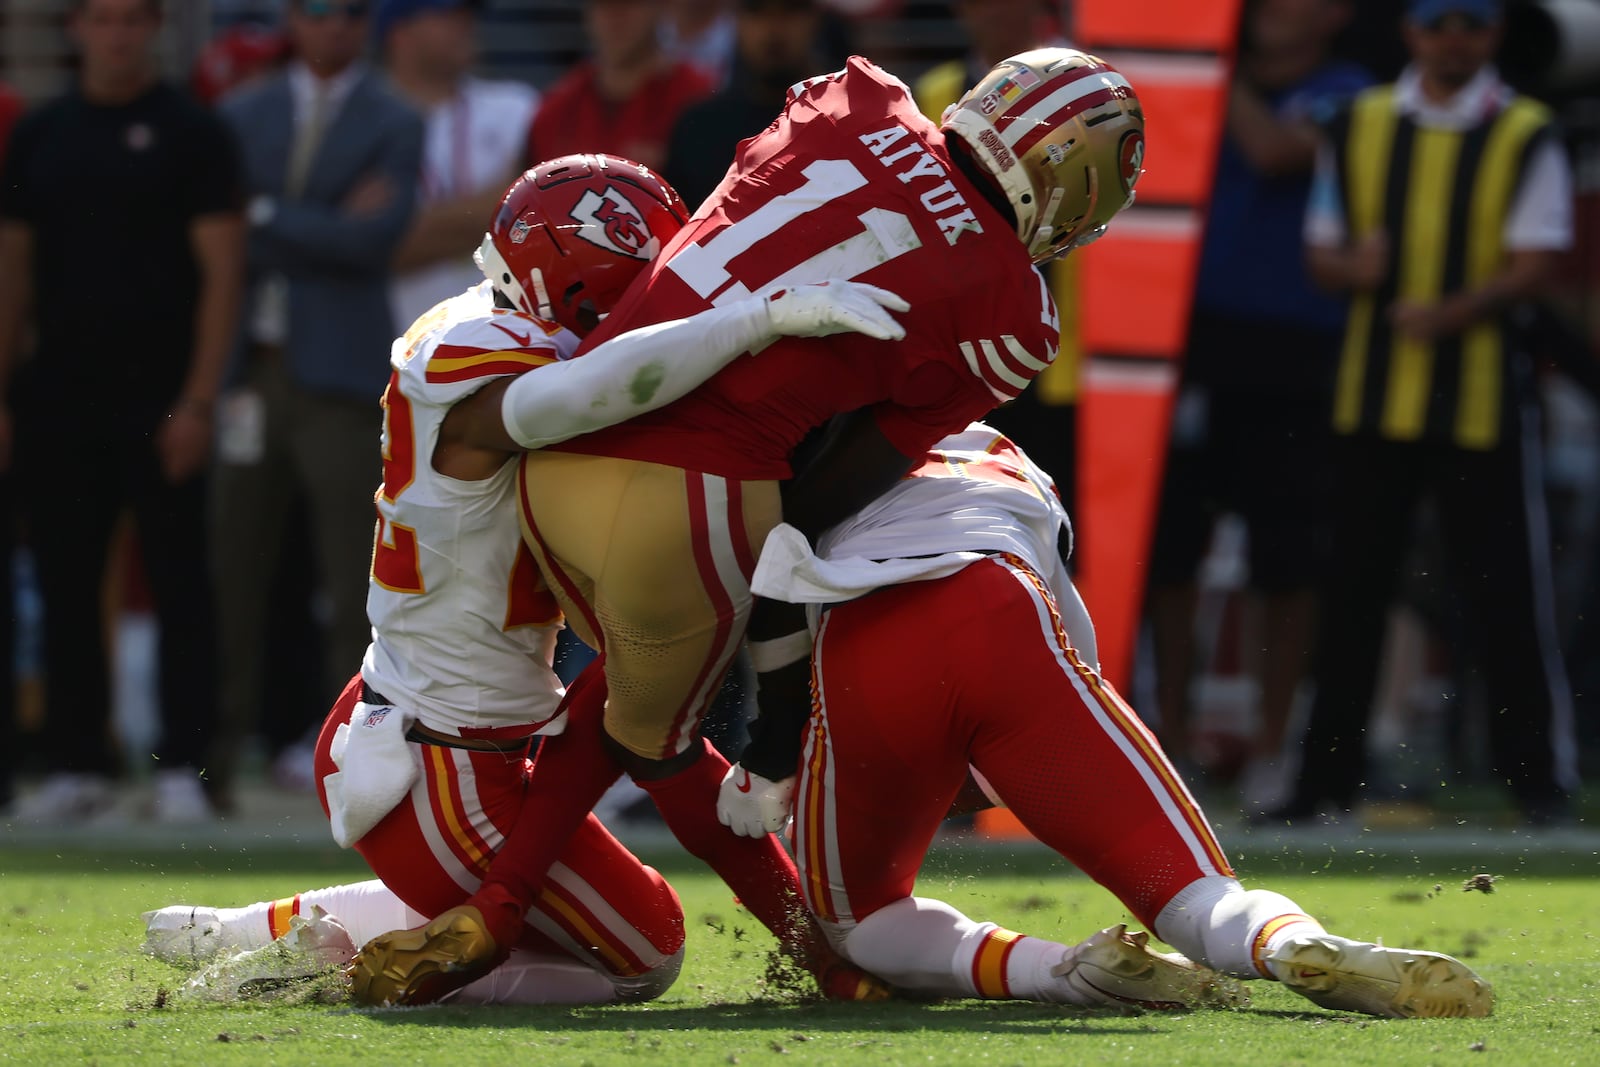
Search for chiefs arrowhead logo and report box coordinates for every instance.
[570,185,656,260]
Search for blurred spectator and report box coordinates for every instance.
[191,24,292,105]
[663,0,737,88]
[663,0,827,212]
[910,1,1079,519]
[1270,0,1580,827]
[209,0,423,806]
[0,76,21,812]
[526,0,713,174]
[381,0,539,328]
[189,12,326,800]
[1145,0,1369,808]
[0,0,244,823]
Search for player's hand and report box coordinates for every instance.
[717,763,795,838]
[762,280,910,342]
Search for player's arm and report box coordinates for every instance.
[441,280,910,455]
[720,410,925,834]
[735,411,919,782]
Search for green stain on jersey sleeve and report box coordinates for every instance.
[629,362,667,406]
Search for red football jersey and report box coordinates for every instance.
[558,56,1059,480]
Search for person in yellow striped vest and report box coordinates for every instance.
[1266,0,1580,827]
[911,0,1081,515]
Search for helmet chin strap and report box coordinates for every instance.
[1029,187,1066,261]
[527,269,554,323]
[475,234,544,318]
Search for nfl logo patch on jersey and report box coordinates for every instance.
[362,708,391,728]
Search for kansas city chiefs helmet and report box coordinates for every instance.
[476,153,690,335]
[942,48,1145,264]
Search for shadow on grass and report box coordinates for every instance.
[346,995,1213,1036]
[5,837,1595,881]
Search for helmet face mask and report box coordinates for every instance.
[942,48,1145,264]
[476,154,690,335]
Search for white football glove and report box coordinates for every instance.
[762,280,910,341]
[717,763,795,838]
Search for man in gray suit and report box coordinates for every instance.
[211,0,424,808]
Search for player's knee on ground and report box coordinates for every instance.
[611,945,685,1002]
[825,897,986,998]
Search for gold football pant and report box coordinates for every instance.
[517,451,781,759]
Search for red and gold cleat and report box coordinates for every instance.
[348,905,510,1006]
[818,958,893,1001]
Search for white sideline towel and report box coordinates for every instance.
[751,522,986,608]
[322,697,420,848]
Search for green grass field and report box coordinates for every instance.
[2,839,1597,1066]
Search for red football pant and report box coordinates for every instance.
[315,673,685,979]
[794,555,1235,933]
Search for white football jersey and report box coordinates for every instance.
[362,282,581,737]
[822,423,1068,567]
[754,422,1073,606]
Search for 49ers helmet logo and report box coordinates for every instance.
[570,185,653,259]
[1118,130,1145,193]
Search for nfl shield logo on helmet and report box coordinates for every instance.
[508,218,532,245]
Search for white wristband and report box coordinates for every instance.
[748,630,813,673]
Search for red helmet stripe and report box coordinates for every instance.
[1009,85,1126,158]
[990,65,1100,138]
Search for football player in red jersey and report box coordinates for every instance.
[352,48,1148,1005]
[719,424,1491,1019]
[141,155,910,1005]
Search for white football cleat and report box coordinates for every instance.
[1052,924,1249,1011]
[142,905,233,964]
[179,906,356,1004]
[1267,933,1493,1018]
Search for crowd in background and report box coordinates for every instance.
[0,0,1595,829]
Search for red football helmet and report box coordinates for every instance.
[475,154,690,336]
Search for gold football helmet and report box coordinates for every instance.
[942,48,1145,264]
